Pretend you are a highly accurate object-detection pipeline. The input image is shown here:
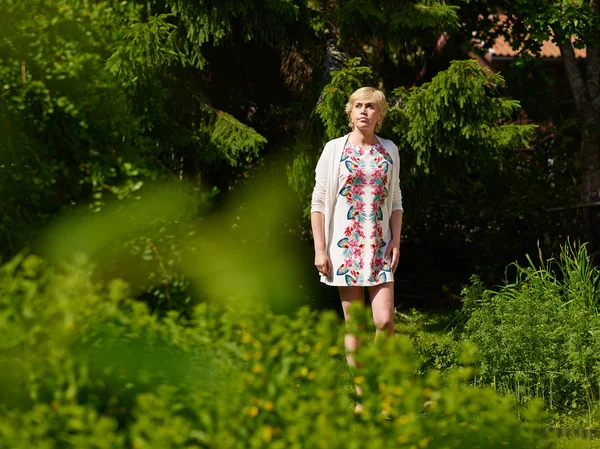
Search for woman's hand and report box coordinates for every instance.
[314,250,332,278]
[385,238,401,272]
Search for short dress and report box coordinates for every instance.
[324,140,394,287]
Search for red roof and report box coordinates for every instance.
[492,34,586,59]
[487,14,586,59]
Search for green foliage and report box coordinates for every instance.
[2,0,561,293]
[553,436,600,449]
[105,13,184,84]
[0,0,270,258]
[0,253,548,448]
[395,310,460,374]
[472,0,600,59]
[393,2,461,31]
[461,242,600,423]
[0,403,124,449]
[316,58,375,140]
[166,0,308,49]
[394,59,536,172]
[319,0,460,52]
[208,109,268,166]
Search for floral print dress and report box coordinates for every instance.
[326,140,393,287]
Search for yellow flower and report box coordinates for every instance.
[252,364,264,373]
[262,425,273,442]
[241,333,252,344]
[354,375,366,385]
[396,435,408,444]
[396,414,410,425]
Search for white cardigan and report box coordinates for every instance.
[311,133,403,254]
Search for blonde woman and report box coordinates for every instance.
[311,87,403,409]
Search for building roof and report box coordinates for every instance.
[491,34,587,59]
[486,14,586,59]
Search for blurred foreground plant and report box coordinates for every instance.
[0,252,550,448]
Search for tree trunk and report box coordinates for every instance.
[560,38,600,256]
[580,121,600,256]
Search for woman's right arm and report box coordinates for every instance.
[311,144,332,278]
[311,212,331,278]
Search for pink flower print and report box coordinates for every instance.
[353,168,365,180]
[373,184,387,198]
[350,184,363,194]
[335,140,393,286]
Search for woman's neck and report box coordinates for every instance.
[350,129,376,147]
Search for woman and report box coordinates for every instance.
[311,87,403,408]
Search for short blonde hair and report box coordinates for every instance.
[345,87,387,132]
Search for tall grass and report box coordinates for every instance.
[462,241,600,426]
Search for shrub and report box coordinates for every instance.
[0,253,548,448]
[461,241,600,422]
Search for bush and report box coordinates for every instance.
[461,241,600,423]
[0,253,548,448]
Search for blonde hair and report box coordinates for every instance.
[345,87,387,132]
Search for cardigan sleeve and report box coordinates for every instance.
[311,143,330,214]
[391,143,403,212]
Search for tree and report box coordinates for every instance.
[1,0,563,298]
[466,0,600,254]
[0,0,270,254]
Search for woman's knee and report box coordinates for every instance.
[373,314,394,331]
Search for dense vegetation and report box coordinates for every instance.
[0,251,552,448]
[0,0,581,287]
[2,0,600,446]
[461,243,600,427]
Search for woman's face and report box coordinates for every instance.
[350,97,382,132]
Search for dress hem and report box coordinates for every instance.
[319,278,394,287]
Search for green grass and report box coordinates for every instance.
[394,308,459,374]
[390,308,600,448]
[552,436,600,449]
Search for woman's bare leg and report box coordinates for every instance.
[368,282,395,337]
[339,286,365,367]
[338,286,365,411]
[368,282,395,417]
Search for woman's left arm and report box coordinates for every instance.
[386,142,403,271]
[385,209,403,272]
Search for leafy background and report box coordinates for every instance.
[0,0,597,446]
